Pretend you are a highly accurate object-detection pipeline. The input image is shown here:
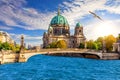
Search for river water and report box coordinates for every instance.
[0,54,120,80]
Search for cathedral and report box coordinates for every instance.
[43,8,86,48]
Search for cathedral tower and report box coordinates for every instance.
[74,23,83,36]
[74,23,85,48]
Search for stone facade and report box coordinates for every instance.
[43,9,86,48]
[113,34,120,53]
[0,31,14,44]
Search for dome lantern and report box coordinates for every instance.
[76,22,82,27]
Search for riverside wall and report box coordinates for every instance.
[0,50,19,64]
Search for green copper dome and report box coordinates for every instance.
[50,8,69,26]
[76,23,82,27]
[50,15,69,26]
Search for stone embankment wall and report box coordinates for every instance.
[45,52,120,60]
[0,50,19,64]
[102,53,120,60]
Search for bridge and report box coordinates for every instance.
[0,49,119,64]
[19,49,103,62]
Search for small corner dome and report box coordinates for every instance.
[76,22,82,27]
[48,26,53,30]
[45,32,47,34]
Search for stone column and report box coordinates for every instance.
[19,35,26,62]
[20,35,24,53]
[102,39,106,53]
[112,43,115,52]
[0,50,5,64]
[84,40,87,49]
[118,44,120,53]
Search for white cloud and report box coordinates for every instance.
[61,0,120,27]
[59,0,120,40]
[0,26,12,30]
[10,33,42,40]
[0,0,120,30]
[0,0,120,41]
[10,33,43,46]
[0,0,55,30]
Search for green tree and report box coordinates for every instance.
[86,40,100,50]
[96,37,103,43]
[79,43,84,49]
[15,44,20,53]
[46,45,50,48]
[92,42,98,50]
[105,35,116,52]
[46,40,67,48]
[95,41,102,50]
[9,43,16,51]
[0,41,2,50]
[56,40,67,48]
[0,42,20,52]
[86,40,94,49]
[95,37,103,50]
[50,42,57,48]
[1,42,11,50]
[46,41,57,48]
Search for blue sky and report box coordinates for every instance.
[0,0,120,46]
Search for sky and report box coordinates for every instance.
[0,0,120,46]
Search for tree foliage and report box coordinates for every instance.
[0,42,20,52]
[46,41,57,48]
[95,37,103,50]
[0,42,11,50]
[105,35,116,52]
[86,35,116,52]
[86,40,94,49]
[56,40,67,48]
[79,43,84,49]
[46,40,67,48]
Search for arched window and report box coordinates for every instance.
[50,31,52,34]
[79,30,81,32]
[73,41,74,43]
[54,20,56,23]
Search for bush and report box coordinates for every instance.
[79,43,84,49]
[0,42,20,52]
[56,40,67,48]
[1,42,11,50]
[46,40,67,49]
